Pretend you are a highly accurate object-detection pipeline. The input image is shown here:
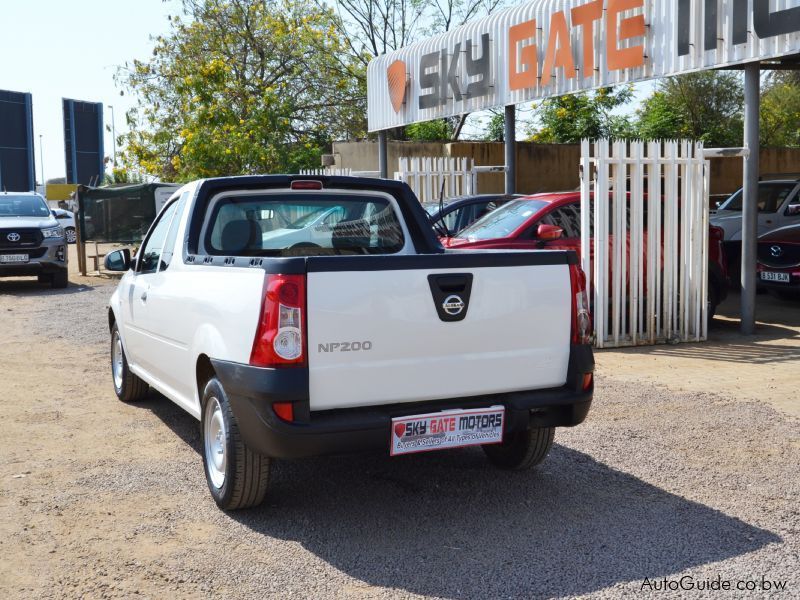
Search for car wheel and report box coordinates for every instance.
[202,377,270,510]
[51,269,68,289]
[65,227,77,244]
[767,288,798,302]
[110,323,149,402]
[483,427,555,470]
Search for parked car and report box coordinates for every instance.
[0,192,68,288]
[51,209,77,244]
[443,192,729,318]
[104,176,594,510]
[422,194,522,236]
[756,224,800,300]
[710,179,800,282]
[710,179,800,241]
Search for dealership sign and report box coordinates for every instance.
[367,0,800,131]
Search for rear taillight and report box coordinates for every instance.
[250,274,307,367]
[709,225,724,242]
[569,264,592,345]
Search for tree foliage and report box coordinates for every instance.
[527,87,634,143]
[405,119,454,141]
[118,0,365,181]
[636,72,744,146]
[761,72,800,147]
[483,111,505,142]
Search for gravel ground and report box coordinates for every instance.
[0,278,798,599]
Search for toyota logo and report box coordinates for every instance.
[770,245,783,258]
[442,294,465,316]
[6,233,20,242]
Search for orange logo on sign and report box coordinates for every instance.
[387,60,408,113]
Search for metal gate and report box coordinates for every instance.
[395,157,477,202]
[580,139,710,348]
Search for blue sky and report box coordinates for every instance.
[1,0,180,182]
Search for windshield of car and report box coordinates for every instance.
[0,195,51,217]
[718,183,796,213]
[454,200,548,241]
[206,192,405,256]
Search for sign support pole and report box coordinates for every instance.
[378,130,388,179]
[741,61,760,335]
[504,105,516,194]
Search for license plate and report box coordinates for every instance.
[0,254,29,264]
[390,406,505,456]
[760,271,790,283]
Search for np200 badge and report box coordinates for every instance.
[318,341,373,353]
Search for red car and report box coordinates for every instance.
[756,224,800,300]
[443,192,729,317]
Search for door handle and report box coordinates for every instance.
[140,290,148,302]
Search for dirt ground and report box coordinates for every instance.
[0,247,798,598]
[598,290,800,418]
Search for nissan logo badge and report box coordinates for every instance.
[770,245,783,257]
[7,232,21,242]
[442,294,465,316]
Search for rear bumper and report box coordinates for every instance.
[210,345,594,459]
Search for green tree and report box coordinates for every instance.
[483,111,505,142]
[761,72,800,147]
[527,86,634,143]
[635,72,744,146]
[118,0,365,181]
[405,119,454,141]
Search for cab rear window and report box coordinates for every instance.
[205,192,405,256]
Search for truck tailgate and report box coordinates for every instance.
[306,253,573,411]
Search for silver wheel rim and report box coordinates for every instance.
[204,397,227,489]
[112,331,124,391]
[66,228,76,243]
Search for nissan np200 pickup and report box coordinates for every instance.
[105,176,594,510]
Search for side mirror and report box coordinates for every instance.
[104,248,132,272]
[715,201,722,209]
[51,210,58,217]
[537,223,563,241]
[787,204,800,216]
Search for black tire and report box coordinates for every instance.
[37,274,51,283]
[201,377,270,510]
[767,288,799,302]
[51,269,68,289]
[483,427,555,470]
[110,323,149,402]
[708,282,720,320]
[65,227,77,244]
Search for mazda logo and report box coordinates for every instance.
[442,294,465,316]
[6,233,20,242]
[770,245,783,258]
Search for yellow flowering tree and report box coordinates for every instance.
[118,0,366,181]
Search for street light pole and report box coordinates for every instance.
[107,105,117,168]
[39,134,45,195]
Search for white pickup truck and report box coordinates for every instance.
[105,176,594,510]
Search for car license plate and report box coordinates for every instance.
[0,254,29,264]
[390,406,505,456]
[760,271,790,283]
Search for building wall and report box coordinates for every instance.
[331,141,800,198]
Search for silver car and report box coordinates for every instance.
[710,179,800,241]
[0,192,69,288]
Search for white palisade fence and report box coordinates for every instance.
[299,168,381,178]
[580,139,710,349]
[395,157,477,202]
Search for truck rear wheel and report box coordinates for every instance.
[483,427,555,470]
[111,323,149,402]
[202,378,270,510]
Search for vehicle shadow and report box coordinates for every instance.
[0,279,95,296]
[141,395,780,599]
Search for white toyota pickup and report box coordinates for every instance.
[105,176,594,510]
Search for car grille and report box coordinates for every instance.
[758,242,800,268]
[0,247,48,259]
[0,228,43,249]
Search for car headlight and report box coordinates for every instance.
[42,226,65,239]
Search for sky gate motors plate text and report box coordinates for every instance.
[367,0,800,131]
